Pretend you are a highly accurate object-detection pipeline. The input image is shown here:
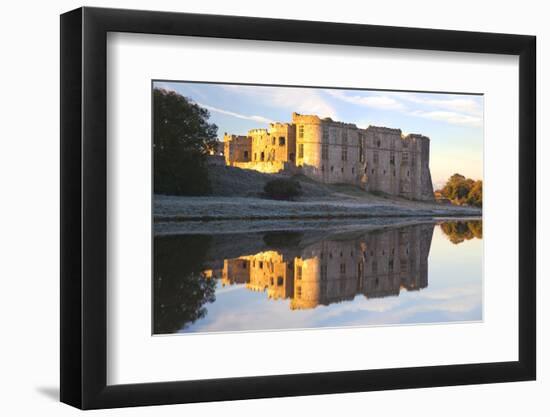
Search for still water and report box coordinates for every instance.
[153,220,482,334]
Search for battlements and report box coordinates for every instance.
[367,125,403,134]
[291,112,323,124]
[223,112,434,201]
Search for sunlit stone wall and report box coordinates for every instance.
[223,112,434,201]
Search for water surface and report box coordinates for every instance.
[153,220,482,334]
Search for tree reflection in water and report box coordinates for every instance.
[439,220,482,244]
[153,235,216,334]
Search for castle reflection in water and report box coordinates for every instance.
[203,223,434,310]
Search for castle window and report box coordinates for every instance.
[407,171,410,177]
[259,261,264,269]
[297,287,302,298]
[331,166,334,173]
[297,266,302,280]
[341,147,347,161]
[322,143,329,160]
[322,125,329,140]
[260,152,265,161]
[390,152,395,165]
[403,152,409,162]
[279,136,286,146]
[371,169,375,174]
[277,276,284,286]
[254,153,257,161]
[321,265,327,281]
[270,277,274,286]
[340,263,346,274]
[377,139,381,147]
[272,137,276,145]
[298,144,304,159]
[321,166,325,172]
[341,167,344,173]
[242,261,246,269]
[298,125,304,138]
[383,170,386,175]
[388,259,394,272]
[352,167,355,174]
[393,170,396,177]
[244,151,249,160]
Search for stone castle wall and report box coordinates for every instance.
[223,112,434,201]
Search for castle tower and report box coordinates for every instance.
[223,112,435,201]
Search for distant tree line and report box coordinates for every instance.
[153,88,218,195]
[437,173,482,207]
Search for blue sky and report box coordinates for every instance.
[154,81,483,188]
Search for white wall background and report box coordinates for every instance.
[0,0,545,415]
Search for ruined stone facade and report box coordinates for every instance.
[204,224,434,310]
[224,112,434,201]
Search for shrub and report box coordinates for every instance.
[263,178,303,200]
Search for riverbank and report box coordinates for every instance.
[154,194,482,223]
[155,214,481,235]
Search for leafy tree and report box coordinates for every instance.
[467,180,483,207]
[154,88,218,195]
[438,173,482,207]
[153,235,216,334]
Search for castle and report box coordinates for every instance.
[224,112,434,201]
[203,224,434,310]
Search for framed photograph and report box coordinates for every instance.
[60,6,536,409]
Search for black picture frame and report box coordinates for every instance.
[60,6,536,410]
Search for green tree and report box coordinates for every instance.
[467,180,483,207]
[439,173,482,207]
[154,88,218,195]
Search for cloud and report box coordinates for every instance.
[397,93,483,116]
[326,90,405,110]
[408,110,483,127]
[197,102,273,124]
[221,85,338,119]
[156,81,483,129]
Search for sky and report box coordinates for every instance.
[154,81,484,188]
